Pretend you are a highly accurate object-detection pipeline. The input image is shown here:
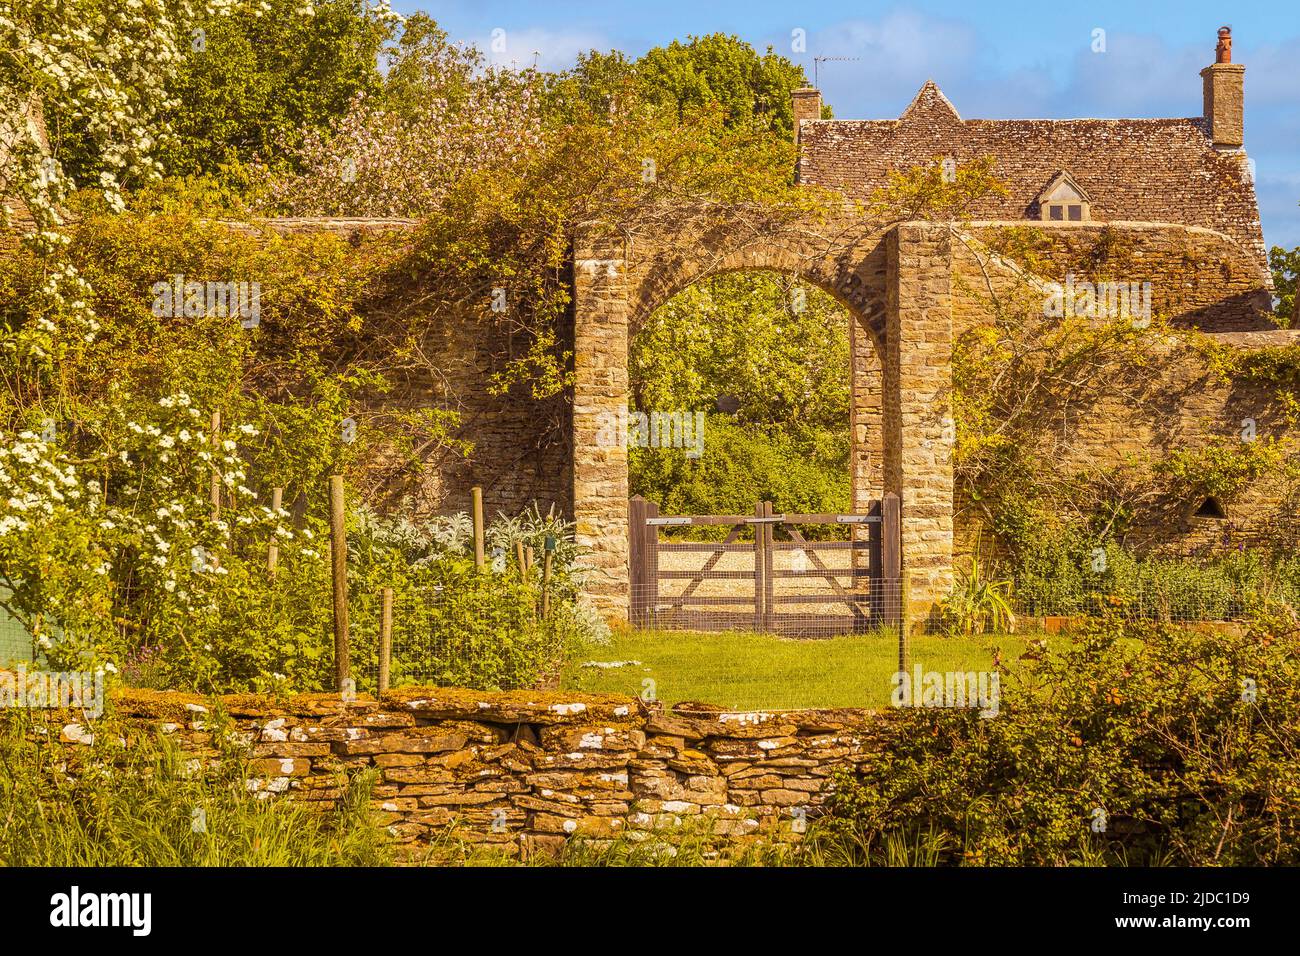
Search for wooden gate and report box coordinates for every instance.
[628,494,901,636]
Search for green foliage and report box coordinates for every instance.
[1270,244,1298,326]
[266,23,824,400]
[344,505,608,693]
[0,707,390,865]
[53,0,395,186]
[818,615,1300,865]
[939,551,1016,636]
[634,34,810,140]
[629,416,849,532]
[1014,542,1300,621]
[348,557,567,691]
[1158,436,1297,500]
[631,273,849,429]
[628,272,850,526]
[870,155,1009,222]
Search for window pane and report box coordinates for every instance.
[1068,204,1083,221]
[1049,205,1064,221]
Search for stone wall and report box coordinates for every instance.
[966,221,1273,331]
[948,228,1300,556]
[28,686,901,861]
[236,218,574,522]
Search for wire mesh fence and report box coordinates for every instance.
[347,581,569,697]
[1011,550,1300,625]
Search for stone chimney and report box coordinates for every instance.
[792,87,822,146]
[1200,26,1244,148]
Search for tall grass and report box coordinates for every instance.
[0,709,391,866]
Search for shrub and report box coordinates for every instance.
[1014,541,1300,622]
[344,506,609,693]
[816,613,1300,865]
[939,551,1016,635]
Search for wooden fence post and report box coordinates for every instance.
[629,496,647,626]
[645,499,659,626]
[329,474,351,690]
[762,501,776,632]
[378,587,393,694]
[267,486,283,576]
[541,550,553,619]
[471,486,485,569]
[753,502,766,631]
[881,492,905,670]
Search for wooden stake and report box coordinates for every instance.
[267,486,283,576]
[514,540,527,581]
[378,587,393,695]
[329,475,351,689]
[471,486,485,569]
[541,552,553,619]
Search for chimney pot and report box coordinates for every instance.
[1216,26,1232,63]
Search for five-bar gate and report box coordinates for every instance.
[628,494,902,636]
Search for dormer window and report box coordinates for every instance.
[1037,171,1092,223]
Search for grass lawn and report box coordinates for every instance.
[560,627,1032,711]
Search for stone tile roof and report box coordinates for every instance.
[799,81,1267,274]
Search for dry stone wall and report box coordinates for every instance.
[29,686,901,861]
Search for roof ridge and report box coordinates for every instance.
[899,80,962,123]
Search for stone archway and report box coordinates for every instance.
[572,213,956,622]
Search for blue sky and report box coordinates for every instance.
[405,1,1300,250]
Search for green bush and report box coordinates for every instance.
[816,613,1300,865]
[344,506,608,693]
[348,557,582,692]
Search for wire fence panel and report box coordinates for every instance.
[348,584,566,697]
[1011,550,1300,625]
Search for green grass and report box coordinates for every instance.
[561,627,1031,710]
[0,711,391,866]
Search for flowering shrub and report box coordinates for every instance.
[0,392,326,689]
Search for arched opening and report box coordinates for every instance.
[627,271,855,519]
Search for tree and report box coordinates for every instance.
[635,34,811,140]
[151,0,397,180]
[3,0,262,366]
[1270,244,1298,327]
[631,273,848,430]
